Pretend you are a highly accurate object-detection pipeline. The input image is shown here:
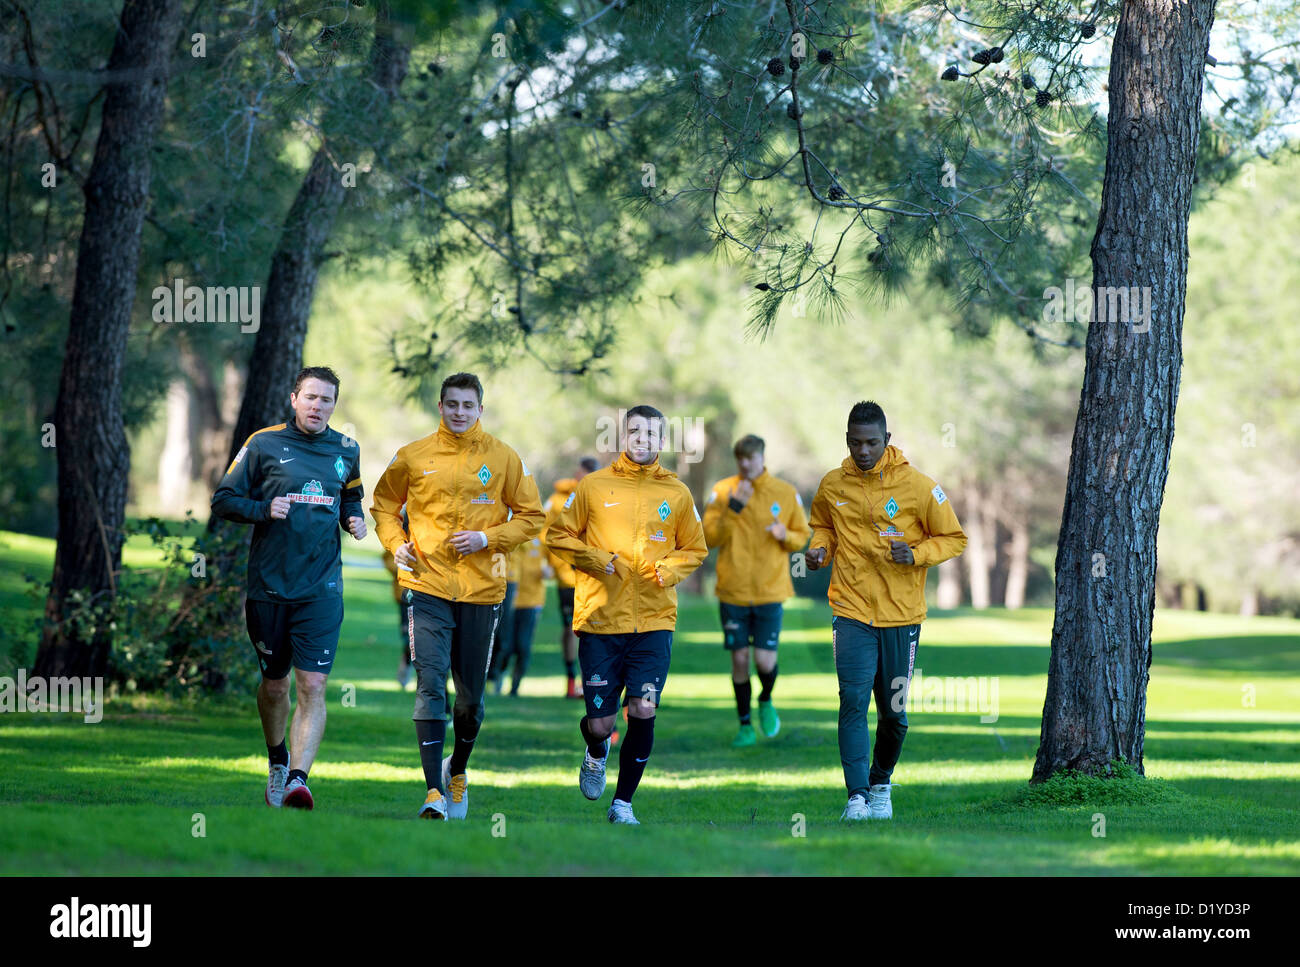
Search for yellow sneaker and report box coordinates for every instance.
[418,788,447,820]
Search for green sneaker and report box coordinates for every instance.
[758,701,780,738]
[732,723,757,748]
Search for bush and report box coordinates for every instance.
[1017,760,1181,807]
[37,515,259,698]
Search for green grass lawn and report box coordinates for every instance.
[1,530,1298,875]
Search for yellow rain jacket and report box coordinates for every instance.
[546,452,707,634]
[541,479,579,589]
[703,469,811,606]
[809,446,966,627]
[512,538,547,610]
[371,418,544,605]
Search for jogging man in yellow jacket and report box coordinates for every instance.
[703,434,810,747]
[492,538,547,696]
[546,405,707,825]
[371,372,545,820]
[542,457,599,698]
[807,401,966,822]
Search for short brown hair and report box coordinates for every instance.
[625,404,665,428]
[293,366,340,397]
[440,372,484,404]
[733,434,765,458]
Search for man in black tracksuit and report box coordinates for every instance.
[211,366,366,810]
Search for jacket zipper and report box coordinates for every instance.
[451,441,465,601]
[633,471,641,633]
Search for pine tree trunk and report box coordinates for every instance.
[178,339,230,491]
[1239,588,1258,617]
[1033,0,1216,781]
[34,0,184,680]
[215,3,409,477]
[935,558,962,609]
[1003,515,1030,610]
[157,377,193,515]
[964,483,992,610]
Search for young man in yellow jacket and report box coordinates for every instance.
[541,457,599,698]
[807,401,966,822]
[703,435,810,747]
[546,406,708,824]
[492,538,547,696]
[371,373,545,820]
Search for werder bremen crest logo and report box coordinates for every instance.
[288,479,335,507]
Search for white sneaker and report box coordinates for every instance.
[840,793,869,821]
[607,798,640,825]
[442,755,468,820]
[265,761,289,807]
[579,739,610,800]
[868,783,893,820]
[418,787,448,820]
[282,775,314,809]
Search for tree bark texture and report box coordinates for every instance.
[1033,0,1216,781]
[35,0,185,679]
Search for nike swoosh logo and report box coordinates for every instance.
[835,500,848,506]
[635,756,649,763]
[604,501,620,507]
[421,740,439,746]
[280,458,294,464]
[316,660,330,666]
[423,469,438,475]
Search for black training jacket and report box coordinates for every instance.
[211,421,364,602]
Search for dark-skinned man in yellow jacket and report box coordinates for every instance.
[703,434,810,748]
[371,372,544,821]
[807,401,966,823]
[546,405,707,825]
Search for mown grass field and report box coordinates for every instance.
[1,529,1298,875]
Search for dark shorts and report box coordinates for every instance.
[407,589,502,722]
[557,585,575,628]
[719,602,783,651]
[577,630,672,718]
[245,596,344,679]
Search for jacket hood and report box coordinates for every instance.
[841,445,909,478]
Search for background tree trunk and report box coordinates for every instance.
[157,377,192,515]
[1003,514,1030,610]
[178,338,231,492]
[963,481,993,609]
[935,558,962,609]
[202,3,409,625]
[1033,0,1216,781]
[215,2,409,480]
[1239,588,1258,617]
[34,0,184,679]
